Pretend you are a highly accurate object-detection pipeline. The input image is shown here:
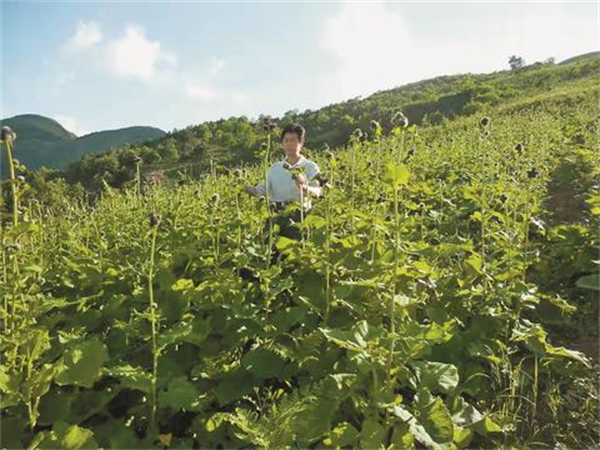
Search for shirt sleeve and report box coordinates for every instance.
[306,163,322,196]
[306,162,320,182]
[255,179,266,196]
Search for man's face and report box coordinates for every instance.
[281,132,303,156]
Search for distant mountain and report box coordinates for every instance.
[0,114,165,176]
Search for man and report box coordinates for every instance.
[244,123,322,263]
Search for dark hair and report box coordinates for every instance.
[280,123,306,143]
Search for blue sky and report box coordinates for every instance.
[1,0,598,136]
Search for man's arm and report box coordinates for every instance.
[244,179,266,197]
[303,163,322,198]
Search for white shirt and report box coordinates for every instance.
[254,155,321,210]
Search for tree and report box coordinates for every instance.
[508,55,525,71]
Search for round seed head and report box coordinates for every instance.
[391,111,409,128]
[479,117,490,128]
[1,126,17,142]
[514,143,524,154]
[148,212,162,227]
[262,118,277,133]
[5,243,21,253]
[527,168,539,179]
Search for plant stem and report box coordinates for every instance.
[387,185,401,388]
[148,223,159,428]
[5,139,19,226]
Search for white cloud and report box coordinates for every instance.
[58,20,245,111]
[104,24,178,81]
[320,1,413,101]
[185,80,248,103]
[319,1,598,104]
[53,114,88,137]
[186,81,219,100]
[65,20,103,52]
[208,58,226,75]
[56,70,76,84]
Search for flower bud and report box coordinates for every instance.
[148,212,161,227]
[1,126,17,142]
[391,112,409,128]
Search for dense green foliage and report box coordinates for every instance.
[0,52,599,450]
[1,66,599,449]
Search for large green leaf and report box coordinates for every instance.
[384,162,411,188]
[324,422,359,448]
[161,376,207,411]
[103,364,153,394]
[360,416,386,449]
[410,360,459,394]
[28,422,99,450]
[55,340,109,388]
[576,273,599,291]
[320,320,382,354]
[391,389,454,449]
[242,347,286,379]
[215,368,257,405]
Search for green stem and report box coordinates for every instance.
[6,140,19,226]
[148,224,159,428]
[387,186,400,388]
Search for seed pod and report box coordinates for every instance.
[262,118,277,133]
[482,129,491,137]
[352,128,364,139]
[260,142,268,150]
[313,172,331,188]
[370,120,381,130]
[479,117,490,128]
[148,212,161,227]
[133,155,142,163]
[17,175,25,182]
[514,143,524,154]
[12,158,20,166]
[1,126,17,142]
[527,168,539,179]
[321,143,330,153]
[391,111,409,128]
[5,243,21,253]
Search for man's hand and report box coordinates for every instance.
[294,173,307,191]
[244,183,259,196]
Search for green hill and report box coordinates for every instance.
[49,51,599,191]
[0,114,165,176]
